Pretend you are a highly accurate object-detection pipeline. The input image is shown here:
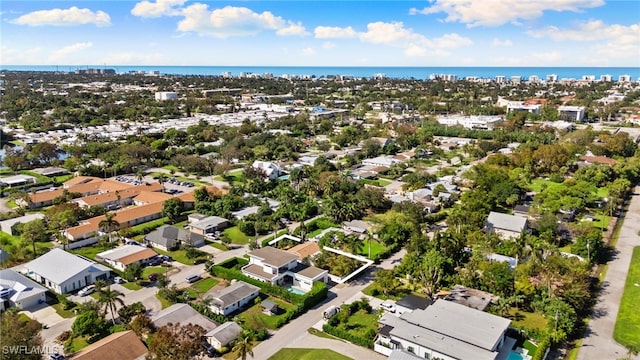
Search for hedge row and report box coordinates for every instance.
[210,259,327,310]
[531,337,550,360]
[322,323,374,349]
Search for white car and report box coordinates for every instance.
[78,285,95,297]
[113,276,125,284]
[380,300,396,313]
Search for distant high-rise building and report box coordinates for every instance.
[528,75,539,83]
[510,76,522,84]
[600,74,612,82]
[546,74,558,82]
[495,76,506,83]
[582,75,596,81]
[619,75,632,82]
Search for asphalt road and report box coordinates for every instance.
[250,249,406,360]
[577,186,640,360]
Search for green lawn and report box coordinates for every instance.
[593,214,611,231]
[508,308,548,330]
[51,301,78,318]
[360,178,392,187]
[338,310,379,338]
[268,348,352,360]
[527,179,563,193]
[191,277,219,294]
[215,170,246,185]
[68,335,90,353]
[0,232,21,247]
[71,243,117,260]
[614,246,640,349]
[142,266,169,279]
[223,226,250,245]
[121,282,142,291]
[205,240,229,251]
[358,240,387,260]
[155,294,173,309]
[238,296,296,330]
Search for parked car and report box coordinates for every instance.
[201,342,216,358]
[323,305,341,319]
[148,273,159,282]
[148,257,163,266]
[78,285,95,297]
[160,255,173,262]
[50,353,65,360]
[185,274,201,283]
[380,300,396,313]
[113,276,125,284]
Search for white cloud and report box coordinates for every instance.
[1,46,42,64]
[528,20,640,60]
[492,38,513,47]
[314,26,357,39]
[322,41,335,49]
[131,0,186,18]
[410,0,604,27]
[49,42,93,62]
[432,33,473,48]
[302,47,316,56]
[177,5,299,38]
[13,6,110,27]
[277,21,308,36]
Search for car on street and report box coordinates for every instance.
[148,273,159,282]
[186,274,201,283]
[148,257,164,266]
[50,353,65,360]
[78,285,95,297]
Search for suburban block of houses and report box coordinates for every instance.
[375,299,513,360]
[242,246,328,292]
[144,225,205,251]
[205,280,260,316]
[21,248,110,294]
[68,330,148,360]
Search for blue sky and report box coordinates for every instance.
[2,0,639,66]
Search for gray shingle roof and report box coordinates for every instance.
[487,211,528,233]
[206,280,259,308]
[205,321,243,346]
[152,303,218,332]
[248,246,298,267]
[23,248,110,285]
[145,225,204,248]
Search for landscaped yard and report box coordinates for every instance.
[238,296,296,330]
[223,226,250,245]
[362,282,406,300]
[526,179,563,193]
[71,243,117,261]
[153,247,210,265]
[214,169,246,185]
[614,246,640,349]
[191,277,219,294]
[205,239,229,251]
[268,348,352,360]
[361,178,392,187]
[340,310,379,337]
[142,266,169,279]
[358,239,388,259]
[508,308,548,331]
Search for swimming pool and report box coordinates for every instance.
[507,351,529,360]
[287,287,307,295]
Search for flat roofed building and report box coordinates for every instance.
[558,105,586,122]
[375,300,512,360]
[0,174,37,187]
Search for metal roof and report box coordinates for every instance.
[22,248,110,285]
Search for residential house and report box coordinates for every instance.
[22,177,132,209]
[558,105,586,122]
[0,174,37,187]
[232,206,259,220]
[252,161,282,180]
[205,321,243,352]
[31,167,69,177]
[0,269,48,311]
[152,303,218,332]
[286,242,320,261]
[144,225,205,251]
[395,294,432,315]
[486,211,528,239]
[0,213,46,235]
[362,156,403,167]
[132,190,173,206]
[375,300,513,360]
[187,215,229,235]
[96,245,158,271]
[205,280,260,316]
[343,220,373,235]
[21,248,110,294]
[513,204,531,218]
[68,330,148,360]
[242,246,328,291]
[261,299,280,316]
[579,155,618,167]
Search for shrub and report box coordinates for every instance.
[322,323,374,348]
[56,330,72,343]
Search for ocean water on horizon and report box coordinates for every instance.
[1,65,639,81]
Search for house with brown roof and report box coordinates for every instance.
[96,245,158,271]
[286,242,320,260]
[133,190,173,206]
[74,183,163,209]
[22,177,134,209]
[242,246,328,292]
[579,155,618,166]
[69,330,148,360]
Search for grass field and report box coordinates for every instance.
[338,310,379,338]
[614,246,640,349]
[191,277,219,294]
[155,294,173,309]
[223,226,250,245]
[142,266,168,279]
[215,170,246,185]
[121,282,142,291]
[153,247,209,265]
[508,308,548,331]
[239,296,296,330]
[361,178,392,187]
[358,240,387,260]
[527,178,609,199]
[268,348,352,360]
[71,243,117,260]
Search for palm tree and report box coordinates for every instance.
[97,285,125,325]
[98,212,120,242]
[232,331,254,360]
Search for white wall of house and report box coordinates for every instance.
[209,289,259,316]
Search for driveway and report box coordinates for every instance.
[21,304,72,356]
[578,187,640,360]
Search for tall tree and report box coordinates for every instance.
[0,310,43,360]
[96,286,125,325]
[148,323,206,360]
[232,331,255,360]
[98,212,119,242]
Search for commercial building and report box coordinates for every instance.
[154,92,178,101]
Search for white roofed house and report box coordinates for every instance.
[204,280,260,316]
[486,211,528,239]
[375,299,513,360]
[0,269,48,311]
[21,248,110,294]
[252,161,282,180]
